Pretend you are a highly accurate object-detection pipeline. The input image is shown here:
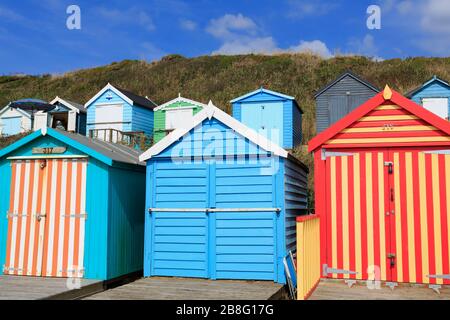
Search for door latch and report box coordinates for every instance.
[384,161,393,174]
[37,213,46,222]
[387,254,396,268]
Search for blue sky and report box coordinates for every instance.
[0,0,449,74]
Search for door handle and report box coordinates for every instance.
[37,214,46,222]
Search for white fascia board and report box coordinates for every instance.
[84,83,134,108]
[154,96,208,111]
[139,102,288,162]
[50,97,80,113]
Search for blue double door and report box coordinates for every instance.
[149,210,277,281]
[147,160,280,281]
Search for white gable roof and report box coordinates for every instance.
[84,83,134,108]
[50,96,85,113]
[0,103,31,119]
[153,95,208,111]
[139,101,288,161]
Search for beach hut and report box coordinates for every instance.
[0,103,33,136]
[407,75,450,120]
[139,102,308,284]
[315,71,379,134]
[309,86,450,289]
[153,95,207,143]
[0,128,145,280]
[84,83,157,143]
[231,88,303,149]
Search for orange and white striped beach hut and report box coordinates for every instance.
[0,128,145,280]
[309,86,450,289]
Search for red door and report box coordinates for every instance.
[387,150,450,285]
[324,150,391,282]
[325,149,450,285]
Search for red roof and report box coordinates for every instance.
[308,86,450,152]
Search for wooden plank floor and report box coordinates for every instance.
[86,277,284,300]
[0,275,100,300]
[310,279,450,300]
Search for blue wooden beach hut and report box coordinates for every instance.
[139,102,308,284]
[84,83,157,143]
[0,128,145,280]
[231,88,303,149]
[407,75,450,120]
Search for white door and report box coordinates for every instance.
[422,98,448,119]
[68,111,77,132]
[34,112,49,131]
[94,104,123,141]
[166,109,193,130]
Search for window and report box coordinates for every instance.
[95,104,123,125]
[165,109,193,130]
[422,98,449,120]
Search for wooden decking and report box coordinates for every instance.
[86,277,286,300]
[0,275,101,300]
[309,279,450,300]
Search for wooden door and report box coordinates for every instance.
[4,159,87,278]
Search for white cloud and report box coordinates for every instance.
[139,42,166,61]
[382,0,450,54]
[96,7,155,32]
[286,0,339,19]
[180,19,197,31]
[420,0,450,35]
[212,37,278,55]
[0,5,26,22]
[206,13,257,39]
[289,40,333,58]
[207,13,333,58]
[348,34,383,61]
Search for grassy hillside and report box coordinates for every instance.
[1,53,449,197]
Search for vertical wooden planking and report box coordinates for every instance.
[405,153,416,281]
[418,152,429,283]
[431,154,443,285]
[377,153,387,281]
[341,157,350,279]
[353,153,362,278]
[330,157,337,278]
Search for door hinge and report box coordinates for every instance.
[427,274,450,280]
[323,264,358,277]
[321,150,355,160]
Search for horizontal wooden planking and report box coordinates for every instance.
[216,228,273,237]
[215,193,272,203]
[215,176,272,186]
[154,219,206,227]
[216,219,274,228]
[348,119,430,128]
[153,260,205,270]
[327,136,450,145]
[334,130,446,140]
[152,268,206,278]
[359,115,418,121]
[216,262,274,273]
[375,105,400,110]
[154,235,206,244]
[216,185,273,194]
[216,236,274,246]
[153,226,206,236]
[153,243,206,253]
[153,252,206,261]
[342,125,438,133]
[215,271,274,280]
[216,254,274,263]
[216,245,274,254]
[366,109,412,116]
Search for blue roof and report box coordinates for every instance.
[407,75,450,97]
[0,128,144,167]
[230,87,303,113]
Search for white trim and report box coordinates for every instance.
[139,101,289,161]
[7,155,88,160]
[153,96,208,111]
[50,97,82,114]
[0,104,31,119]
[148,208,281,213]
[84,83,134,108]
[230,87,295,103]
